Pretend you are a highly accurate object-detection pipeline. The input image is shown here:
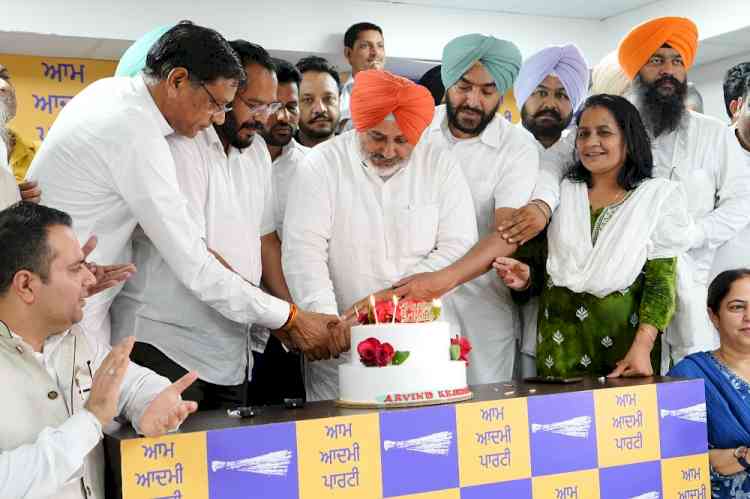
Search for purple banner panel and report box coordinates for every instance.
[528,391,598,476]
[599,460,661,499]
[460,478,533,498]
[657,379,708,459]
[380,405,459,497]
[206,422,299,499]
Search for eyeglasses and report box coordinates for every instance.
[200,82,233,115]
[236,96,283,116]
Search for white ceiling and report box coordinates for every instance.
[364,0,661,20]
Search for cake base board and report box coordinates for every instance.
[335,390,473,409]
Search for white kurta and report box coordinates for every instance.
[111,128,276,386]
[422,105,541,384]
[26,75,290,345]
[710,135,750,280]
[532,110,750,364]
[272,138,309,241]
[0,164,20,209]
[282,130,478,401]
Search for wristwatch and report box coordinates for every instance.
[734,446,750,470]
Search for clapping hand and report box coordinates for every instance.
[84,337,135,427]
[138,372,199,437]
[19,180,41,203]
[82,235,136,296]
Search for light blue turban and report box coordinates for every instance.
[441,34,522,95]
[115,25,173,77]
[513,44,589,112]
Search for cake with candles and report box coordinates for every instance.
[337,297,472,408]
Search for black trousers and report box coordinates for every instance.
[130,342,246,411]
[247,335,305,405]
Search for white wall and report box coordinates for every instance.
[690,51,750,122]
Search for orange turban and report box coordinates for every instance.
[618,17,698,80]
[350,70,435,146]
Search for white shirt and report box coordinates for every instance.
[0,164,20,209]
[422,105,541,384]
[272,138,309,240]
[532,110,750,361]
[338,76,354,133]
[0,136,7,172]
[710,132,750,280]
[110,128,276,385]
[247,138,310,355]
[282,130,478,401]
[0,325,170,499]
[26,75,291,345]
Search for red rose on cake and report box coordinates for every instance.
[357,337,408,367]
[357,337,381,366]
[375,342,395,366]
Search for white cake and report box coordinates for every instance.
[338,321,470,407]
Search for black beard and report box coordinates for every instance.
[262,123,295,147]
[298,114,337,141]
[521,106,572,144]
[446,98,499,136]
[215,111,264,150]
[635,75,687,138]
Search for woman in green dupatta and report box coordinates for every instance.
[495,94,691,378]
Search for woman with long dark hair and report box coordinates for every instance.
[495,94,691,377]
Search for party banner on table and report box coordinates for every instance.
[119,379,709,498]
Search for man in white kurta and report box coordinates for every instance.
[283,70,477,401]
[26,24,335,356]
[711,79,750,280]
[421,34,539,384]
[530,18,750,367]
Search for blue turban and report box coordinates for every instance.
[115,25,173,77]
[441,34,522,95]
[514,44,589,112]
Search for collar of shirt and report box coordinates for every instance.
[275,138,300,164]
[134,74,175,138]
[7,327,71,364]
[199,125,248,159]
[430,104,502,149]
[342,76,355,96]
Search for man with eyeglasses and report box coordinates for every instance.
[27,22,340,389]
[109,40,335,410]
[249,59,309,406]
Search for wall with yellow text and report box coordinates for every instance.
[1,53,116,143]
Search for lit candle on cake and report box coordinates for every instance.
[391,294,399,323]
[431,298,442,320]
[370,294,378,324]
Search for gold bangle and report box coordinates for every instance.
[281,303,298,332]
[529,201,550,225]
